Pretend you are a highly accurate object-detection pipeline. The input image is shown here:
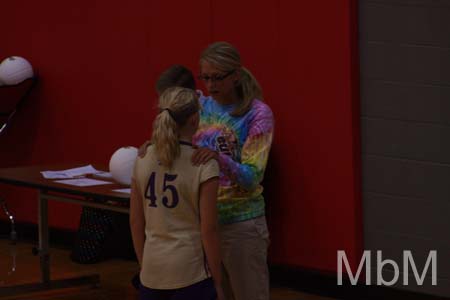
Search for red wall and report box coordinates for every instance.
[0,0,361,273]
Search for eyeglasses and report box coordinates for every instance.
[197,70,235,83]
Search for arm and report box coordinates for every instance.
[199,177,222,290]
[130,178,145,266]
[218,106,274,191]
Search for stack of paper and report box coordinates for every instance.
[41,165,113,187]
[55,178,114,187]
[41,165,100,179]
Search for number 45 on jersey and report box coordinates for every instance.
[145,172,179,208]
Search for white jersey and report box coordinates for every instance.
[133,141,219,289]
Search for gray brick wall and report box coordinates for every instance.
[359,0,450,297]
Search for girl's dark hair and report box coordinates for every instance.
[155,65,196,94]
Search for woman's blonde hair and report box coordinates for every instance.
[200,41,263,116]
[151,87,199,168]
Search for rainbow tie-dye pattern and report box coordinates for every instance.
[193,95,274,224]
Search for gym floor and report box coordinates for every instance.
[0,239,337,300]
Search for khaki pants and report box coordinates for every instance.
[219,216,270,300]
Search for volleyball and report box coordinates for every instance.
[109,146,138,185]
[0,56,34,85]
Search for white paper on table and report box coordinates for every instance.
[112,188,131,194]
[54,178,114,187]
[92,171,113,179]
[41,165,105,179]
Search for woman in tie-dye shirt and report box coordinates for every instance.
[192,41,274,300]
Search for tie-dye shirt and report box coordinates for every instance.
[193,95,274,224]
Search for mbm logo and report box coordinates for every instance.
[337,250,437,286]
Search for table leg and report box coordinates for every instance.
[38,190,50,284]
[0,190,101,297]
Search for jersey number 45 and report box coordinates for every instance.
[145,172,179,208]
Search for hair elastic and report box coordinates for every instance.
[160,108,176,120]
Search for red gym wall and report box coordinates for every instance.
[0,1,361,273]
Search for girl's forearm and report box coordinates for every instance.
[130,220,145,266]
[202,227,222,286]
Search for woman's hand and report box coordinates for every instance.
[191,147,219,166]
[138,140,151,158]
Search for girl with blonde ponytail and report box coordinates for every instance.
[193,42,274,300]
[151,87,199,168]
[130,87,225,300]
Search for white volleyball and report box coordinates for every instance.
[0,56,34,85]
[109,146,138,185]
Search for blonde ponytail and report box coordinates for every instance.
[234,67,263,116]
[151,110,180,168]
[151,87,199,168]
